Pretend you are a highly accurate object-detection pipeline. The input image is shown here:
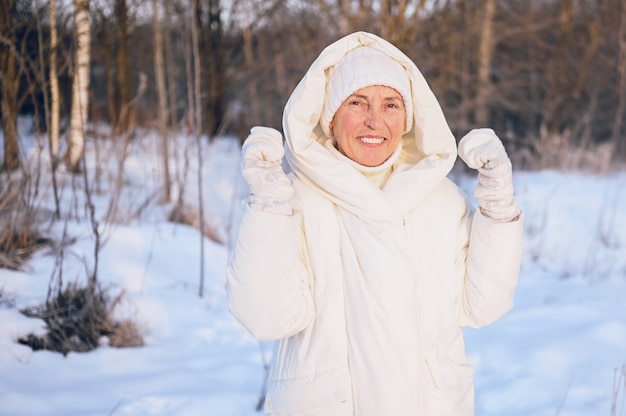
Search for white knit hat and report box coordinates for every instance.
[321,47,413,138]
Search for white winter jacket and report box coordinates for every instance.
[227,32,523,416]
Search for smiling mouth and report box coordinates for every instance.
[358,136,385,145]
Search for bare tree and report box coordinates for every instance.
[34,0,61,218]
[65,0,91,172]
[192,0,206,297]
[411,0,474,131]
[163,0,178,129]
[243,26,261,126]
[114,0,133,134]
[475,0,496,127]
[0,0,22,172]
[49,0,61,161]
[197,0,226,137]
[574,0,602,150]
[91,3,118,128]
[2,0,626,172]
[542,0,574,133]
[612,0,626,158]
[152,0,171,202]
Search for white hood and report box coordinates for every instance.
[282,31,458,223]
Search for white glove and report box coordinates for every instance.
[458,128,520,222]
[241,126,294,215]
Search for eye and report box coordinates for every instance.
[385,99,404,109]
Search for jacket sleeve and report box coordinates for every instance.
[457,209,524,328]
[226,206,315,340]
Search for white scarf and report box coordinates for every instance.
[323,138,427,415]
[323,139,403,189]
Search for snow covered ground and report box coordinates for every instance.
[0,128,625,416]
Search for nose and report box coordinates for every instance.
[364,107,381,129]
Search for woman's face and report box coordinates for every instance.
[330,85,406,167]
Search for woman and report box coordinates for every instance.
[227,31,523,416]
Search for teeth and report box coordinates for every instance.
[359,136,384,144]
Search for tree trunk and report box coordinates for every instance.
[273,35,288,99]
[163,0,178,128]
[476,0,496,127]
[243,26,261,126]
[612,0,626,158]
[65,0,91,172]
[192,0,206,298]
[203,0,226,137]
[523,0,541,140]
[49,0,60,160]
[257,32,272,126]
[152,0,171,202]
[115,0,133,134]
[577,0,602,149]
[0,0,21,172]
[101,20,117,129]
[541,0,574,134]
[38,0,61,218]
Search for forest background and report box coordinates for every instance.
[2,0,626,179]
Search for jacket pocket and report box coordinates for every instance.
[264,365,353,416]
[425,357,475,416]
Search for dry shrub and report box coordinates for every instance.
[108,318,144,348]
[0,183,50,270]
[18,281,144,355]
[0,230,51,270]
[613,364,626,416]
[168,202,225,244]
[518,129,616,173]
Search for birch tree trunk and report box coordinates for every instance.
[36,0,61,217]
[153,0,171,202]
[66,0,91,172]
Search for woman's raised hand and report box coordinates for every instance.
[241,126,294,215]
[458,128,521,222]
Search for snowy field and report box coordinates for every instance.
[1,127,625,416]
